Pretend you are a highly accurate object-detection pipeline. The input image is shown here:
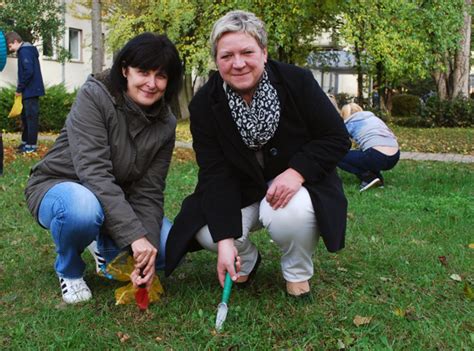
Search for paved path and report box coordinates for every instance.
[4,133,474,163]
[400,151,474,163]
[177,141,474,163]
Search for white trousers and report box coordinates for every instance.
[196,186,318,282]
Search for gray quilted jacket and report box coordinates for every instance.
[25,71,176,249]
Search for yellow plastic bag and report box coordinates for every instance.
[105,252,164,306]
[115,279,164,306]
[8,95,22,118]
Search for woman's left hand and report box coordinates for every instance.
[266,168,304,210]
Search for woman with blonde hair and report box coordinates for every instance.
[166,10,350,298]
[338,103,399,191]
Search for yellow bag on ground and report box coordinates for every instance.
[115,279,164,305]
[8,95,22,118]
[105,252,164,305]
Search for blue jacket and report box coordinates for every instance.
[16,43,45,99]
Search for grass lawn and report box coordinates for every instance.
[0,141,473,350]
[178,120,474,155]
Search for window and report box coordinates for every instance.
[42,34,55,58]
[68,28,82,60]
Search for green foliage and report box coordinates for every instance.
[391,94,422,117]
[104,0,342,76]
[420,96,474,128]
[0,85,76,132]
[39,85,77,132]
[0,0,65,47]
[339,0,467,100]
[0,86,19,132]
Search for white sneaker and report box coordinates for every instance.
[360,178,382,192]
[59,277,92,304]
[87,241,107,274]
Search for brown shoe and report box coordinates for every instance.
[286,281,310,298]
[235,252,261,289]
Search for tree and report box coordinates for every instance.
[240,0,342,64]
[340,0,471,107]
[424,0,471,99]
[341,0,429,110]
[103,0,342,118]
[0,0,65,56]
[91,0,104,74]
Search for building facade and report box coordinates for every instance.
[1,0,112,92]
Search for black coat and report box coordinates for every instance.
[165,60,351,276]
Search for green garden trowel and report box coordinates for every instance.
[215,273,233,331]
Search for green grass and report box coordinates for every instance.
[177,120,474,155]
[1,147,473,349]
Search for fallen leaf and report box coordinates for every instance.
[464,283,474,300]
[178,273,186,280]
[438,256,448,266]
[337,339,345,349]
[353,315,372,327]
[468,243,474,249]
[155,336,163,342]
[116,332,130,343]
[393,308,405,317]
[380,277,391,282]
[337,267,348,272]
[450,274,462,282]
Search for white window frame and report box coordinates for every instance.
[68,28,82,61]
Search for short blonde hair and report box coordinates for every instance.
[341,103,363,120]
[210,10,267,60]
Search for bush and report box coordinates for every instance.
[39,84,77,131]
[0,85,20,132]
[0,84,76,132]
[420,96,474,127]
[391,94,421,117]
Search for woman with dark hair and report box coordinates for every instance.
[25,33,182,304]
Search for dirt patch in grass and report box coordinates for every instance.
[172,147,195,163]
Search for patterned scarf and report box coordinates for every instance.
[225,69,280,150]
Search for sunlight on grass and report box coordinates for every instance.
[1,151,473,349]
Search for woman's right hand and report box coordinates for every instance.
[217,238,241,287]
[130,236,157,288]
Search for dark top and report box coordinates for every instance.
[16,43,45,99]
[165,60,351,276]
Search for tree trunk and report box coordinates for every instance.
[91,0,103,74]
[354,41,364,103]
[432,71,449,100]
[451,0,471,98]
[376,61,388,112]
[177,73,193,120]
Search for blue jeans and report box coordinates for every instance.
[38,182,171,278]
[21,97,40,146]
[338,148,400,181]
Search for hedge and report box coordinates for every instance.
[391,94,422,117]
[1,84,77,132]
